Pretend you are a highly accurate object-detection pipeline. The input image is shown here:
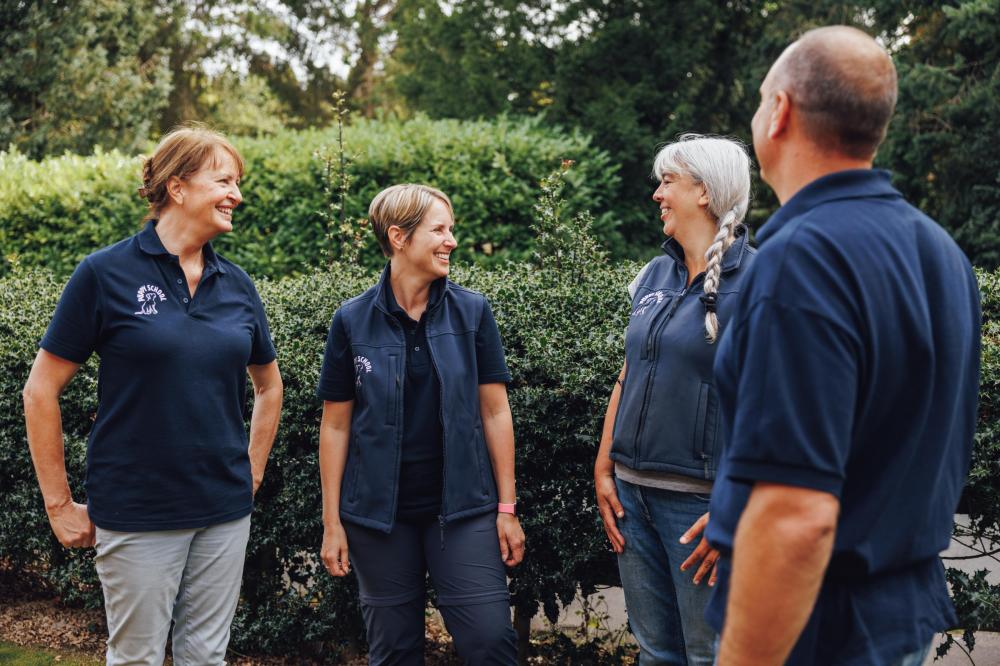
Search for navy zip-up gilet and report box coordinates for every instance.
[337,268,498,533]
[610,232,755,479]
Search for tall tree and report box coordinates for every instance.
[0,0,171,158]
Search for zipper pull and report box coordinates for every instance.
[439,515,446,551]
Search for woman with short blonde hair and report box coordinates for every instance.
[317,183,523,665]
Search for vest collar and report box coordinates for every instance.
[660,226,750,274]
[373,263,448,316]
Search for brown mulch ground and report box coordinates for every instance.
[0,595,460,665]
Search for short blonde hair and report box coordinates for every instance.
[368,184,454,257]
[138,125,245,221]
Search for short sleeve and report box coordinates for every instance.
[40,259,102,364]
[248,284,277,365]
[627,261,653,300]
[720,298,861,497]
[475,299,512,384]
[316,308,357,401]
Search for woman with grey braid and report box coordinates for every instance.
[593,134,754,665]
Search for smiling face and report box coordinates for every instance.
[394,197,456,280]
[651,172,710,239]
[176,148,243,237]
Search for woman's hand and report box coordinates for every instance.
[679,511,719,586]
[595,472,625,553]
[47,500,95,548]
[497,513,525,567]
[321,523,351,577]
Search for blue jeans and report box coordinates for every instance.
[616,478,715,666]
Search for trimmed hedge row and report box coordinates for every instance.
[0,115,622,279]
[2,240,998,658]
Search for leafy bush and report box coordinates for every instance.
[2,179,998,659]
[0,115,621,279]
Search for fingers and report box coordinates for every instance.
[679,511,709,545]
[596,481,626,553]
[709,561,719,587]
[691,547,720,586]
[321,528,351,577]
[83,521,96,548]
[597,503,625,553]
[608,490,625,522]
[338,545,351,575]
[52,503,97,548]
[692,551,715,585]
[498,521,526,567]
[679,536,710,572]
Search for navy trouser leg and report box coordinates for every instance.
[424,512,516,666]
[346,513,516,666]
[345,521,426,666]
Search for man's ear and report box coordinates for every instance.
[769,90,791,140]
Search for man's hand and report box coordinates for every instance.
[46,500,95,548]
[680,511,719,586]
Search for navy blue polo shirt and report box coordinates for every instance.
[317,272,511,523]
[40,221,276,532]
[705,170,980,664]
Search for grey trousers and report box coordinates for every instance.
[94,514,251,666]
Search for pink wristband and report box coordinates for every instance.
[498,502,516,515]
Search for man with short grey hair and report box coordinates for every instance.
[705,25,981,665]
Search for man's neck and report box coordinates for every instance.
[769,147,873,205]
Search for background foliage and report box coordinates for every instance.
[2,1,998,267]
[0,115,619,279]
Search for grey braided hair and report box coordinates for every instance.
[652,134,752,343]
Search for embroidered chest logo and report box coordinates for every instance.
[134,284,167,315]
[354,356,373,387]
[632,290,666,317]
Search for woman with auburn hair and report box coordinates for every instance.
[22,126,283,665]
[593,135,755,665]
[317,183,524,665]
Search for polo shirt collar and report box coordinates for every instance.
[375,263,447,317]
[757,169,902,245]
[137,220,227,275]
[660,226,750,274]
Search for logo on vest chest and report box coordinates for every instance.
[354,356,373,387]
[133,284,167,315]
[632,290,666,316]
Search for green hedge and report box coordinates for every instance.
[2,223,998,659]
[0,115,621,279]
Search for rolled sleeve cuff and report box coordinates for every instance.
[317,386,356,402]
[478,372,512,384]
[248,349,277,366]
[725,458,844,498]
[39,338,91,365]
